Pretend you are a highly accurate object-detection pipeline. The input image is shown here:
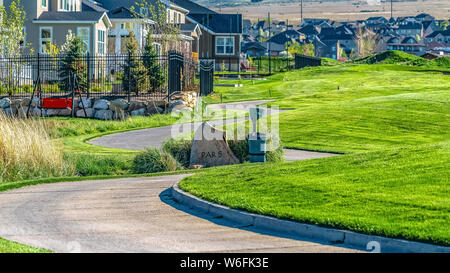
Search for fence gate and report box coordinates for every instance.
[199,59,214,96]
[294,54,322,69]
[168,51,184,98]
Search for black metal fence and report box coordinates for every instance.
[247,56,295,74]
[0,52,197,101]
[199,59,214,96]
[294,54,322,69]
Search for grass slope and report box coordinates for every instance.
[180,63,450,246]
[0,238,50,253]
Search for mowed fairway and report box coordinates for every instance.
[180,64,450,246]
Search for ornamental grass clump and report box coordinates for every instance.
[0,113,74,182]
[132,148,182,174]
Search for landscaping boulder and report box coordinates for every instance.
[19,98,31,107]
[3,107,17,117]
[147,104,164,115]
[170,104,192,114]
[130,107,146,117]
[93,99,109,110]
[9,99,22,110]
[76,108,95,118]
[189,122,240,168]
[0,98,11,108]
[78,98,92,109]
[113,109,128,120]
[109,98,128,112]
[128,100,146,111]
[31,97,41,107]
[95,109,113,120]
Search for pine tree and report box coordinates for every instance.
[122,31,147,95]
[142,33,165,92]
[59,36,87,92]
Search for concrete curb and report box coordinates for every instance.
[172,182,450,253]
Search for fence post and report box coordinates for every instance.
[86,52,90,99]
[127,51,131,103]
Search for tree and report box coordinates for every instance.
[58,34,87,92]
[0,0,26,57]
[133,0,181,53]
[142,32,165,92]
[286,41,315,57]
[440,20,449,30]
[122,31,147,95]
[354,26,378,58]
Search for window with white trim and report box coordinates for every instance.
[60,0,76,11]
[97,29,106,55]
[42,0,47,8]
[77,27,90,53]
[215,36,235,55]
[39,27,52,54]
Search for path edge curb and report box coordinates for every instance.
[171,182,450,253]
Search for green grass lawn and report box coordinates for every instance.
[180,63,450,246]
[0,238,50,253]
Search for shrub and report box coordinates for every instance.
[162,139,191,168]
[0,113,75,182]
[66,153,132,176]
[162,135,285,166]
[132,148,182,174]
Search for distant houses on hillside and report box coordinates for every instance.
[241,13,450,60]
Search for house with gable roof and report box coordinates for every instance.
[5,0,112,55]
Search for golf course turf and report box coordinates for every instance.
[180,63,450,246]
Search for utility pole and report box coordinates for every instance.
[300,0,303,25]
[268,12,271,75]
[390,0,393,19]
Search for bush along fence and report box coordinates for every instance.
[0,51,198,119]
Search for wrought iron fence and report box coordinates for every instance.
[0,52,197,101]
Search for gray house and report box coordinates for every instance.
[5,0,112,55]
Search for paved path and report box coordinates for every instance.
[89,100,336,161]
[0,175,361,253]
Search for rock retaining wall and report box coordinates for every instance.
[0,91,198,120]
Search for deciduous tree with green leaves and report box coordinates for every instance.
[0,0,26,57]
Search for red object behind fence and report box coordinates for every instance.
[41,98,73,109]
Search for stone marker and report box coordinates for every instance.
[189,122,239,168]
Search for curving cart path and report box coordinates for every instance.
[89,100,337,161]
[0,175,361,253]
[0,100,357,253]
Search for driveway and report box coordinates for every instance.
[89,100,336,161]
[0,175,361,253]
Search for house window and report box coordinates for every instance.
[167,10,171,23]
[98,29,106,55]
[20,26,26,48]
[42,0,47,7]
[39,27,52,54]
[61,0,75,11]
[153,43,161,55]
[178,13,181,23]
[77,27,90,53]
[215,36,235,55]
[140,7,149,17]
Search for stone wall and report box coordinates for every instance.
[0,91,198,120]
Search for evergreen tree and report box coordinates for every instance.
[58,36,87,92]
[142,33,165,92]
[122,31,147,95]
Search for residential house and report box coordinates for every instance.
[241,41,266,57]
[96,0,195,57]
[425,29,450,44]
[171,0,242,71]
[7,0,112,55]
[365,16,388,25]
[422,20,442,37]
[415,13,435,22]
[298,24,320,40]
[394,22,423,38]
[386,36,425,55]
[314,37,340,59]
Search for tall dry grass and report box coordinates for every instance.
[0,112,74,183]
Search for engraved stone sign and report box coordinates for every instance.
[189,122,240,168]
